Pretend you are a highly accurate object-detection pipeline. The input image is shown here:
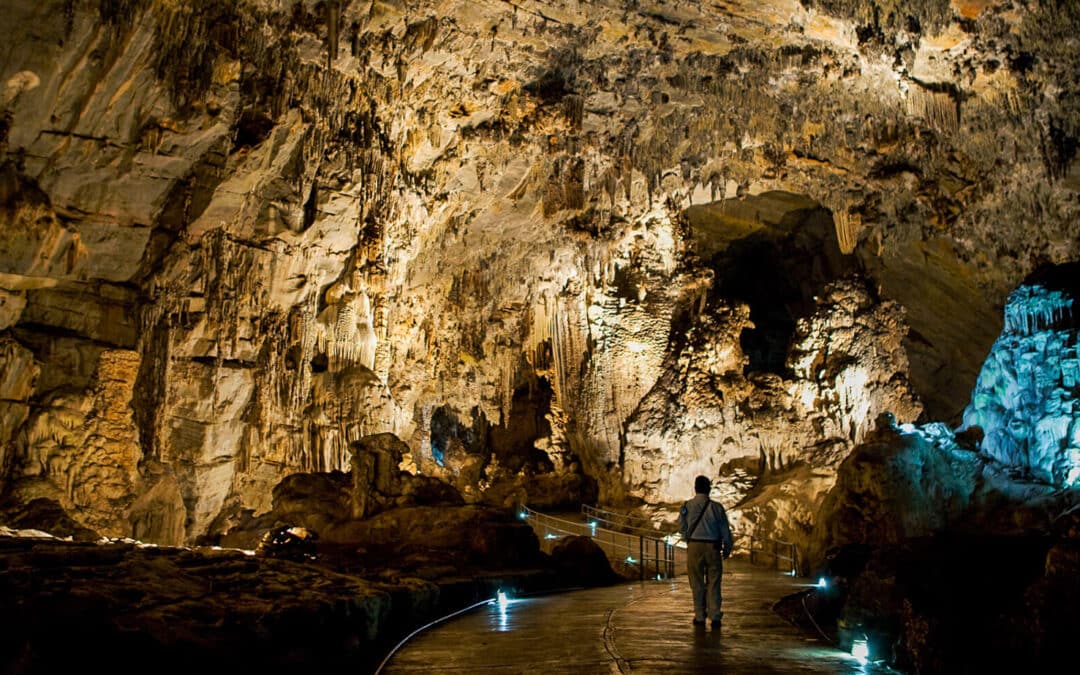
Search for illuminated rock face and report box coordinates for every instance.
[0,1,1078,543]
[962,267,1080,487]
[624,279,921,501]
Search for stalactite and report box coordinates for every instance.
[325,0,340,65]
[832,209,860,255]
[1004,285,1074,335]
[499,348,515,424]
[905,87,959,135]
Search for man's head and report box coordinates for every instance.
[694,475,711,494]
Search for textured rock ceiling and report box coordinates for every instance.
[0,0,1078,543]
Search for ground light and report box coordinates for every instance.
[851,637,870,664]
[496,590,509,608]
[817,577,827,589]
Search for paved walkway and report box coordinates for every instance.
[382,560,883,674]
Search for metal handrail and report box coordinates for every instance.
[580,504,669,538]
[519,505,680,580]
[748,534,798,576]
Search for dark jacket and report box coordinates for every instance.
[678,493,734,555]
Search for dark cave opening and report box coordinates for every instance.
[488,376,554,474]
[717,235,800,375]
[686,190,858,375]
[428,376,555,475]
[429,405,479,467]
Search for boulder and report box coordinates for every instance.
[0,497,99,541]
[549,535,621,587]
[807,416,981,570]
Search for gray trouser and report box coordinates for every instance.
[687,541,723,621]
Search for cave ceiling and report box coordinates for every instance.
[0,0,1078,542]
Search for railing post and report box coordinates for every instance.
[639,536,644,580]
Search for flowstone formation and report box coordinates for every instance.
[1,0,1079,546]
[961,264,1080,487]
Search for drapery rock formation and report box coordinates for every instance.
[1,0,1078,545]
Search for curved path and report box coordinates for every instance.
[382,560,886,674]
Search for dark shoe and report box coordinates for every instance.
[711,620,722,628]
[692,619,706,627]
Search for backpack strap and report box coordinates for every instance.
[687,499,710,540]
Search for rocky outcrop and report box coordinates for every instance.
[786,416,1080,672]
[350,432,463,518]
[0,529,548,675]
[806,414,981,567]
[549,534,622,586]
[626,279,921,553]
[0,337,36,482]
[1,0,1078,545]
[3,349,179,539]
[962,263,1080,487]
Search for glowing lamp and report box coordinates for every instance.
[544,533,559,540]
[497,590,509,607]
[625,556,636,564]
[852,638,869,664]
[817,577,827,589]
[518,510,528,520]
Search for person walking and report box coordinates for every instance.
[678,475,734,628]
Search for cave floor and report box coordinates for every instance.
[382,559,887,674]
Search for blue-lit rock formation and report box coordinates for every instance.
[961,266,1080,487]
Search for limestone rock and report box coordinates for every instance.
[8,349,144,539]
[624,278,921,554]
[961,263,1080,487]
[0,536,409,674]
[0,496,99,541]
[0,336,37,479]
[833,535,1072,673]
[350,432,464,519]
[0,0,1078,546]
[549,535,622,586]
[807,418,980,567]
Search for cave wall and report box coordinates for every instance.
[0,0,1078,542]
